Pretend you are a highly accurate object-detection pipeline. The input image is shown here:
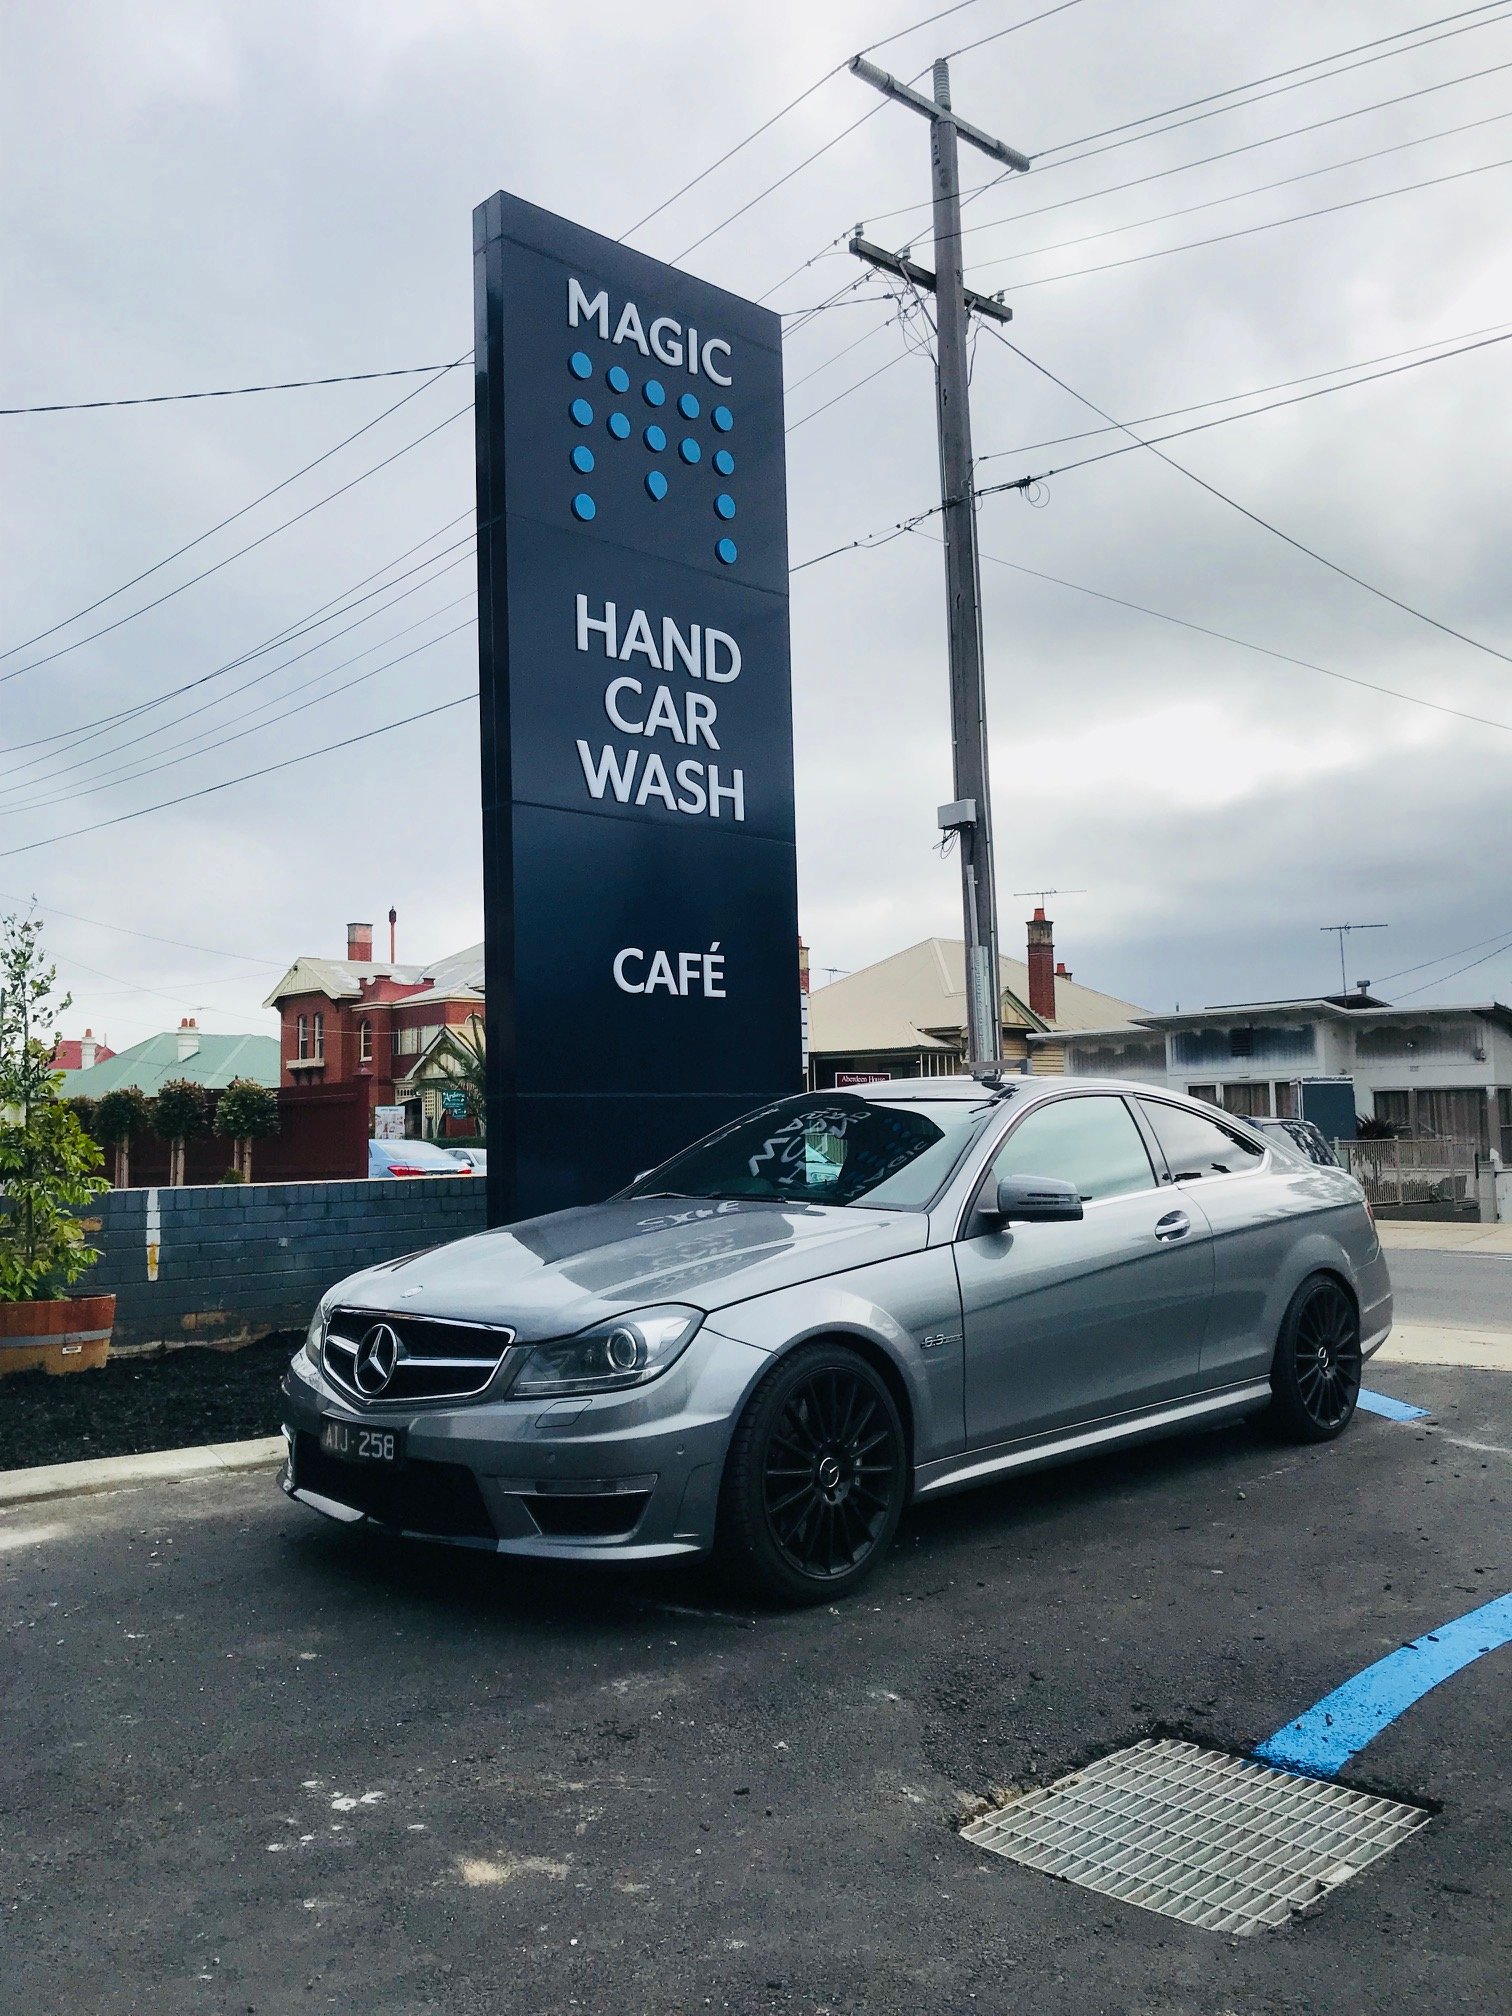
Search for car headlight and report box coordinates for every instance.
[296,1299,329,1374]
[511,1305,702,1399]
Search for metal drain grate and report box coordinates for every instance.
[960,1738,1429,1935]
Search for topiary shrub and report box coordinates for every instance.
[152,1077,212,1186]
[94,1085,153,1189]
[214,1078,279,1181]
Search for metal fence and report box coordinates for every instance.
[1334,1138,1478,1208]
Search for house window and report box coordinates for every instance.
[1222,1082,1272,1118]
[396,1025,420,1056]
[313,1011,325,1060]
[1186,1084,1219,1107]
[296,1013,309,1060]
[359,1020,372,1063]
[1273,1082,1299,1119]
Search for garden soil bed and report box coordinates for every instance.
[0,1336,296,1472]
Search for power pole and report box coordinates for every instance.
[849,56,1029,1071]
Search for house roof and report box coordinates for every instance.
[807,939,1148,1057]
[52,1036,116,1072]
[264,942,485,1010]
[57,1032,280,1097]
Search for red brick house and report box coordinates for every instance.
[265,923,483,1134]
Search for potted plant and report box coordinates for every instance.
[153,1076,211,1187]
[96,1085,151,1189]
[214,1077,279,1182]
[0,915,113,1377]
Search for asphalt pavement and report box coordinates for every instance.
[4,1347,1507,2016]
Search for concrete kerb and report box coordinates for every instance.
[0,1436,285,1510]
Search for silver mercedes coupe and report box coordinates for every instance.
[280,1078,1390,1602]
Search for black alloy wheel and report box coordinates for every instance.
[720,1342,906,1604]
[1270,1273,1362,1442]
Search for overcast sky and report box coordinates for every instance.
[3,0,1510,1046]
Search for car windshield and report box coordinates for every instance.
[625,1091,1001,1210]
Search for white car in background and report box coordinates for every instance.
[443,1146,488,1174]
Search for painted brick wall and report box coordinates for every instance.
[80,1178,489,1352]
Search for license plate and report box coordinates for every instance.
[319,1418,404,1467]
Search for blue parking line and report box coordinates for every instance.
[1357,1389,1430,1422]
[1255,1592,1512,1779]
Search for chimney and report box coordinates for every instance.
[1055,960,1072,982]
[797,937,810,995]
[176,1016,200,1063]
[79,1028,97,1070]
[388,905,398,963]
[347,921,374,962]
[1026,907,1056,1022]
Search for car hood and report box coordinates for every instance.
[330,1196,927,1341]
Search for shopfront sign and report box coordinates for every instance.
[473,191,800,1221]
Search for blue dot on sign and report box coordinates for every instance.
[712,404,733,432]
[607,364,630,394]
[679,436,701,465]
[644,378,666,407]
[608,411,631,440]
[678,392,700,420]
[716,537,738,565]
[570,397,593,426]
[714,448,735,476]
[571,444,595,474]
[572,492,596,522]
[644,423,667,452]
[645,470,669,502]
[569,351,593,380]
[715,492,736,521]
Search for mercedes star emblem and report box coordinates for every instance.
[353,1322,401,1396]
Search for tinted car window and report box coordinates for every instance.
[1139,1100,1266,1180]
[626,1092,999,1210]
[987,1095,1156,1203]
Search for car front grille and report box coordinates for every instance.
[322,1307,515,1405]
[293,1433,497,1539]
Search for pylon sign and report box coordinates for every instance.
[472,191,800,1222]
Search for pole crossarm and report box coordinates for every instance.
[848,236,1013,322]
[847,56,1032,172]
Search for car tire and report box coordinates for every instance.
[718,1341,907,1606]
[1269,1272,1362,1442]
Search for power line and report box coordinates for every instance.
[0,401,471,684]
[1376,925,1512,981]
[619,0,994,243]
[944,533,1512,736]
[965,105,1512,276]
[947,53,1512,253]
[0,589,477,811]
[976,316,1512,462]
[942,0,1087,62]
[854,2,1512,239]
[0,614,476,819]
[0,894,285,967]
[0,534,476,783]
[0,353,469,665]
[0,693,479,863]
[0,361,466,417]
[976,326,1512,479]
[791,508,943,573]
[978,325,1512,678]
[1392,933,1512,996]
[987,150,1512,291]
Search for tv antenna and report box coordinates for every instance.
[1320,922,1386,993]
[1013,888,1085,906]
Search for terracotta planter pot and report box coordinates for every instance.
[0,1293,115,1377]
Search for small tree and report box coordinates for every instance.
[153,1077,212,1187]
[96,1085,152,1189]
[0,914,108,1302]
[214,1078,279,1181]
[67,1094,100,1143]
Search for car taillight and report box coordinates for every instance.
[387,1163,427,1176]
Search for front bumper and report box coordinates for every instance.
[278,1329,767,1562]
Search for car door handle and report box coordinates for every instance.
[1153,1210,1190,1242]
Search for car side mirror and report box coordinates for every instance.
[981,1173,1084,1226]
